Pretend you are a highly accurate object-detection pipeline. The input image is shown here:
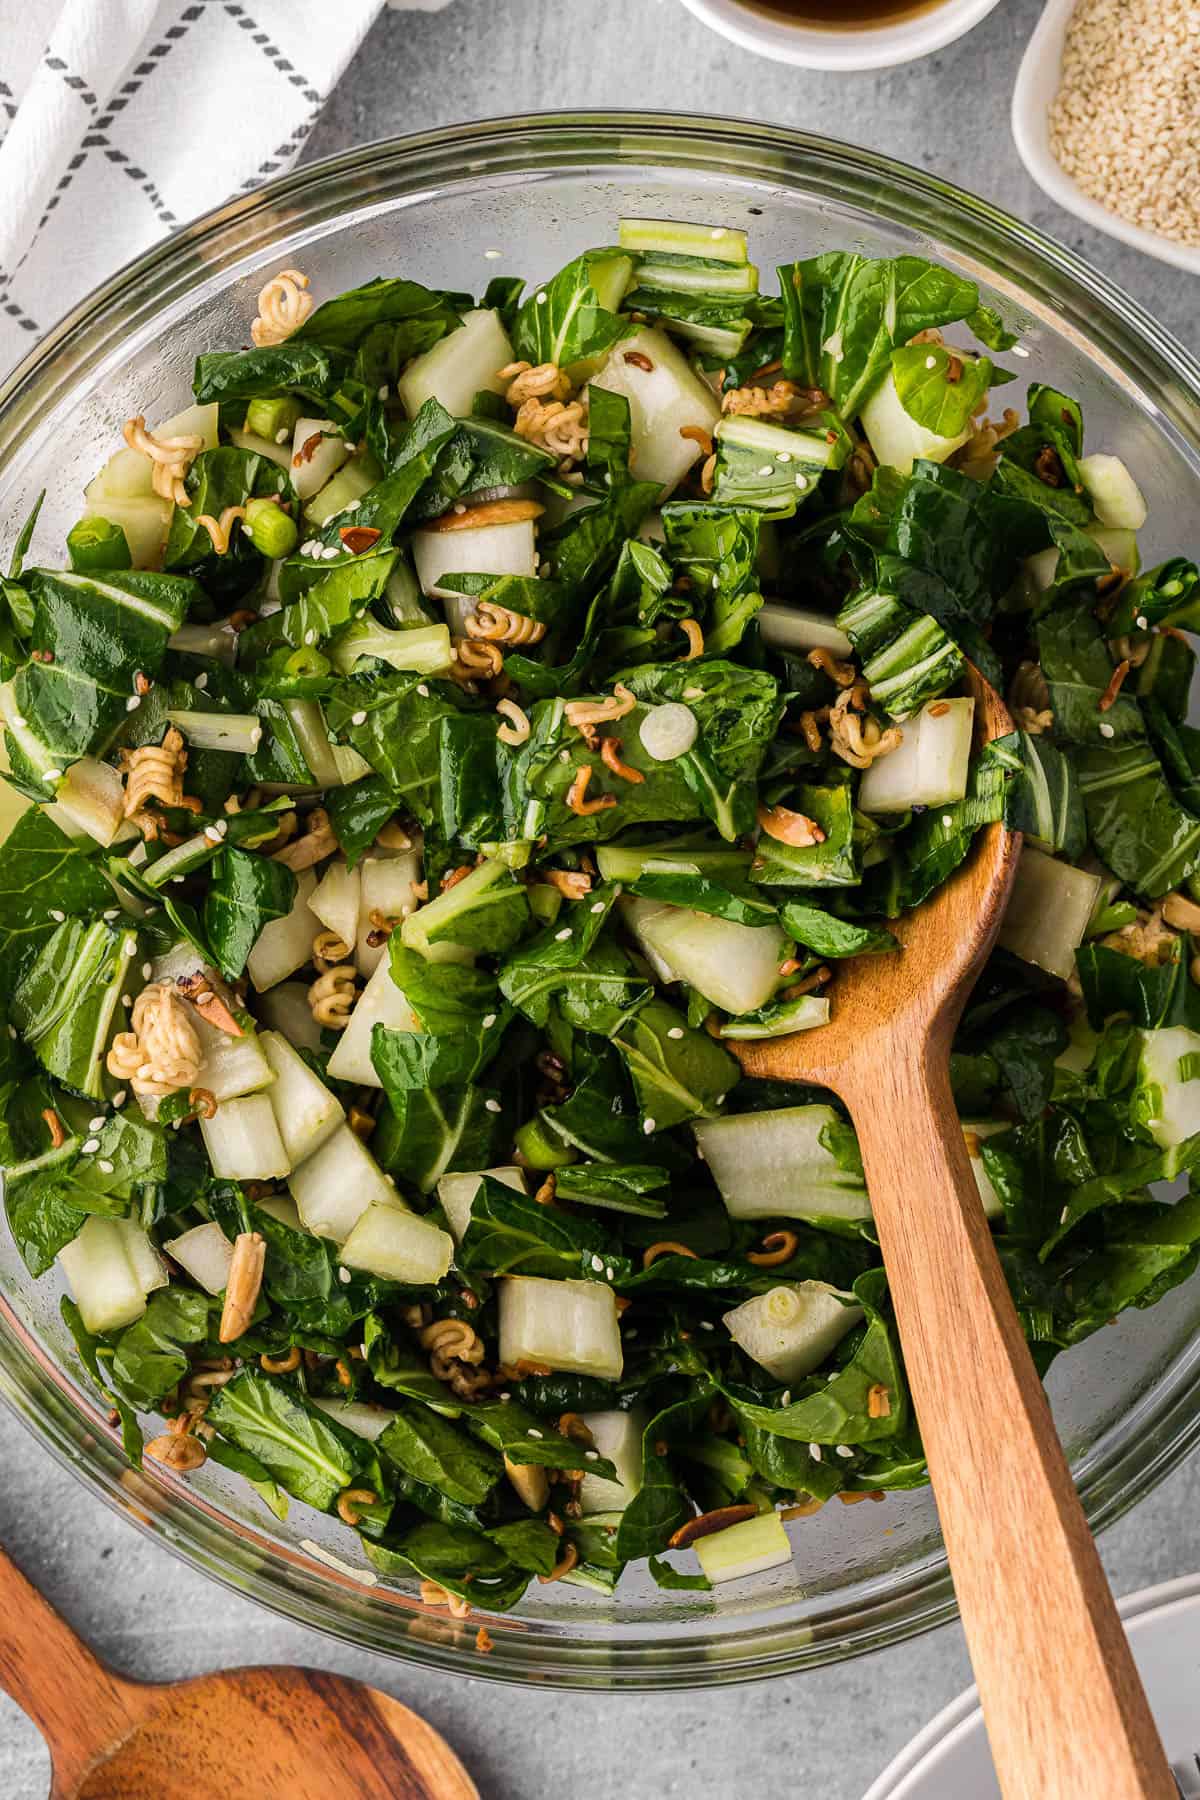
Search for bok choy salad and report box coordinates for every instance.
[3,217,1200,1620]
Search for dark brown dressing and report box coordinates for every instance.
[736,0,949,28]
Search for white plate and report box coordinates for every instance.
[1011,0,1200,276]
[865,1573,1200,1799]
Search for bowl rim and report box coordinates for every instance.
[674,0,1004,72]
[3,110,1200,1691]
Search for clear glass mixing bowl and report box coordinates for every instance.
[2,114,1199,1691]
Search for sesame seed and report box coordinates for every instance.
[699,1320,715,1331]
[122,994,133,1007]
[605,1266,614,1281]
[667,1026,684,1039]
[497,1391,511,1401]
[82,1138,100,1154]
[941,815,952,828]
[558,749,571,764]
[776,451,792,464]
[1136,614,1148,629]
[591,1254,604,1272]
[416,684,430,698]
[482,1013,497,1028]
[590,900,605,913]
[304,630,317,647]
[6,1025,15,1040]
[48,908,65,922]
[925,355,938,369]
[536,291,548,305]
[44,770,62,783]
[204,826,222,844]
[103,910,119,921]
[485,1098,501,1113]
[377,384,389,400]
[453,503,467,516]
[1099,721,1115,738]
[275,427,289,443]
[528,1427,543,1438]
[809,1442,822,1461]
[125,695,140,712]
[345,498,360,513]
[484,248,503,259]
[338,1266,352,1284]
[98,1159,114,1174]
[554,926,572,942]
[113,1091,127,1107]
[836,1444,854,1459]
[351,709,367,725]
[756,464,774,477]
[322,546,340,560]
[1012,344,1030,358]
[195,672,208,690]
[643,1117,656,1134]
[584,1449,599,1460]
[1061,1205,1070,1223]
[141,962,152,980]
[780,1390,791,1406]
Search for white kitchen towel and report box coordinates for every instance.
[0,0,455,378]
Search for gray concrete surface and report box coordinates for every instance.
[2,2,1198,1796]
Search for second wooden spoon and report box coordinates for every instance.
[0,1543,478,1800]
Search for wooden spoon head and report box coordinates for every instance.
[733,668,1021,1096]
[71,1667,478,1800]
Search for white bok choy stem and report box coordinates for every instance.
[499,1276,623,1380]
[166,710,263,755]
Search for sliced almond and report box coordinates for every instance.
[668,1503,760,1550]
[422,498,545,533]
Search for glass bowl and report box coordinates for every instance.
[2,114,1199,1692]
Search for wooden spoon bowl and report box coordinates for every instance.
[0,1546,477,1800]
[732,667,1175,1798]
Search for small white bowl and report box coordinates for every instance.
[1012,0,1200,276]
[677,0,1002,72]
[864,1572,1200,1798]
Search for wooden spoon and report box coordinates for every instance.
[0,1544,478,1800]
[734,668,1174,1799]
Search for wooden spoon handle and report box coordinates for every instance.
[847,1046,1174,1800]
[0,1544,143,1793]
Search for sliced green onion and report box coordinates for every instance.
[243,496,299,559]
[639,702,697,762]
[245,396,302,441]
[67,515,131,573]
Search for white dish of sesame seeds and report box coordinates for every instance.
[1012,0,1200,277]
[865,1571,1200,1798]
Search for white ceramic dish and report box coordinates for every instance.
[864,1571,1200,1798]
[677,0,1002,71]
[1012,0,1200,277]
